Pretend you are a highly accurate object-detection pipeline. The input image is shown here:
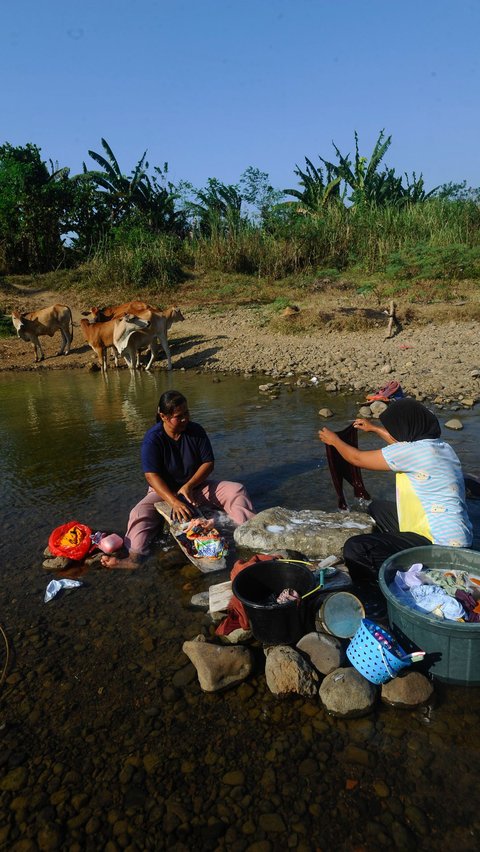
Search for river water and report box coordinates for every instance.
[1,370,480,850]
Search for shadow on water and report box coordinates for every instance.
[1,370,480,849]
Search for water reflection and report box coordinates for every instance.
[2,371,480,565]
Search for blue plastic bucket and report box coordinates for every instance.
[346,618,412,684]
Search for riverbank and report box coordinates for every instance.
[1,283,480,404]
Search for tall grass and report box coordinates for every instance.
[189,199,480,280]
[85,231,188,290]
[55,199,480,291]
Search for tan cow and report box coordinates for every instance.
[11,304,73,363]
[113,307,185,371]
[80,313,150,371]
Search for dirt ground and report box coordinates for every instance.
[1,282,480,404]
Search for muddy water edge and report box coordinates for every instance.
[1,370,480,851]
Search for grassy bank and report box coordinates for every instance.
[2,197,480,339]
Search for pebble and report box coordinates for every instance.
[222,770,245,786]
[444,418,463,430]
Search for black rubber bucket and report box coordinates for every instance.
[232,560,317,644]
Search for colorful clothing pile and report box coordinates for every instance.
[392,563,480,622]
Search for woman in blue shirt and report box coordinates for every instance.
[102,390,255,569]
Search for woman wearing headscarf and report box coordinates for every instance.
[318,399,472,582]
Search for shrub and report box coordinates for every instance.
[87,231,187,290]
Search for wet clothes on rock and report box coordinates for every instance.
[326,423,371,510]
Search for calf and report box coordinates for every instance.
[113,306,185,371]
[11,304,73,363]
[80,313,150,371]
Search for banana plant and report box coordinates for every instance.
[326,129,393,206]
[79,138,149,223]
[284,157,343,213]
[187,178,244,236]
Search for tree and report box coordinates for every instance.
[79,139,185,236]
[284,157,342,213]
[239,166,284,224]
[187,178,245,237]
[0,143,73,273]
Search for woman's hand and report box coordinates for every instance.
[353,418,375,432]
[318,427,338,446]
[177,484,195,505]
[170,497,194,522]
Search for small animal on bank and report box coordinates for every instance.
[11,304,73,363]
[113,306,185,371]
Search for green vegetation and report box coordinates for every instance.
[1,132,479,302]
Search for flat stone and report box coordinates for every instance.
[319,667,377,717]
[318,408,333,418]
[42,556,71,572]
[182,636,253,692]
[234,506,373,559]
[444,418,463,430]
[190,591,210,609]
[296,631,345,675]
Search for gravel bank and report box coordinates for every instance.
[2,299,480,404]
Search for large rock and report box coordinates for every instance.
[319,667,377,717]
[381,671,434,707]
[264,645,319,696]
[296,631,345,675]
[234,506,373,559]
[182,635,253,692]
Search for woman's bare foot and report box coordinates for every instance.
[100,554,143,570]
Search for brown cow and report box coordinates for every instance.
[113,307,185,371]
[81,300,158,323]
[11,304,73,363]
[80,312,151,371]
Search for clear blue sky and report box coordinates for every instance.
[2,0,479,194]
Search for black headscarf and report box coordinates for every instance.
[379,399,441,442]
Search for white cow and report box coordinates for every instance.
[113,307,185,371]
[11,304,73,363]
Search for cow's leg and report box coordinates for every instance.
[91,345,106,370]
[57,328,69,355]
[159,332,172,370]
[31,336,44,362]
[123,348,136,371]
[145,340,159,371]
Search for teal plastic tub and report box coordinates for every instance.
[378,546,480,685]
